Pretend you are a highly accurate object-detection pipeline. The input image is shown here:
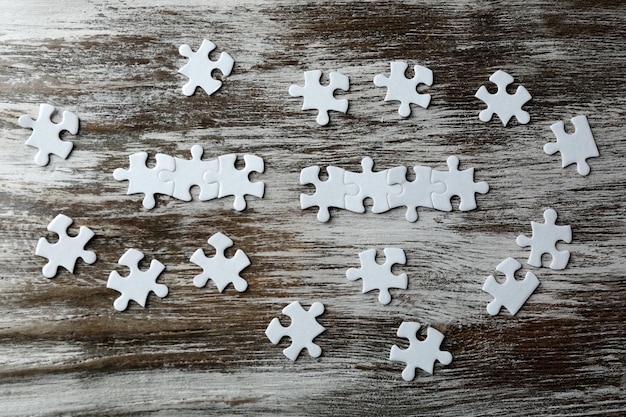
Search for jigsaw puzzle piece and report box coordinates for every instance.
[190,232,250,292]
[388,165,446,222]
[203,154,265,211]
[265,301,326,361]
[516,208,572,270]
[373,61,433,117]
[18,104,79,166]
[475,70,531,126]
[158,145,219,201]
[178,39,234,96]
[35,214,96,278]
[113,152,175,209]
[289,70,349,125]
[431,156,489,212]
[299,165,359,222]
[544,115,599,176]
[346,248,407,305]
[344,157,402,214]
[390,322,452,380]
[483,257,540,316]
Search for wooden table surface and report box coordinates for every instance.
[1,1,624,416]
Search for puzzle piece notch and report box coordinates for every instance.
[373,61,433,117]
[35,214,96,278]
[431,155,489,212]
[18,104,79,166]
[516,208,572,270]
[113,152,175,209]
[389,322,452,380]
[203,154,265,211]
[158,145,220,201]
[190,232,250,292]
[299,165,359,222]
[544,115,599,176]
[344,157,402,214]
[388,165,446,222]
[265,301,325,361]
[482,257,540,316]
[178,39,235,96]
[289,70,349,125]
[107,249,168,311]
[475,70,531,126]
[346,248,408,305]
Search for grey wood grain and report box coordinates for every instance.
[0,1,624,416]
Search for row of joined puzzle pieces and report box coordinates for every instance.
[112,145,265,210]
[300,155,489,222]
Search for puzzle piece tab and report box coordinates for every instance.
[158,145,219,201]
[475,70,531,126]
[388,165,446,222]
[346,248,407,305]
[431,156,489,212]
[344,157,402,214]
[113,152,175,209]
[516,208,572,270]
[289,70,349,125]
[190,232,250,292]
[299,165,359,222]
[203,154,265,211]
[18,104,79,166]
[35,214,96,278]
[544,115,599,176]
[107,249,168,311]
[390,322,452,380]
[265,301,325,361]
[178,39,234,96]
[374,61,433,117]
[483,257,540,316]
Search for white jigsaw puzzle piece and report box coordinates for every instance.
[544,115,599,176]
[431,156,489,212]
[190,232,250,292]
[345,157,402,214]
[106,248,168,311]
[516,208,572,270]
[390,322,452,381]
[113,152,175,209]
[265,301,325,361]
[35,214,96,278]
[158,145,220,201]
[178,39,234,96]
[388,165,446,222]
[203,154,265,211]
[299,165,359,222]
[289,70,349,125]
[373,61,433,117]
[475,70,531,126]
[18,104,79,166]
[346,248,408,305]
[483,257,540,316]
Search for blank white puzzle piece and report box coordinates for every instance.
[289,70,349,125]
[190,232,250,292]
[299,165,359,222]
[203,154,265,211]
[374,61,433,117]
[344,157,402,214]
[18,104,79,166]
[158,145,219,201]
[113,152,175,209]
[265,301,325,361]
[107,249,168,311]
[516,208,572,270]
[178,39,234,96]
[475,70,531,126]
[35,214,96,278]
[346,248,408,305]
[390,322,452,380]
[431,155,489,212]
[483,257,540,316]
[544,115,599,176]
[388,165,446,222]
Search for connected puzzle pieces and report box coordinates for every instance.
[178,39,234,96]
[475,70,531,126]
[289,70,349,125]
[299,165,359,222]
[113,146,264,210]
[35,214,96,278]
[190,232,250,292]
[374,61,433,117]
[107,248,168,311]
[265,301,326,361]
[346,248,408,305]
[483,257,540,316]
[431,155,490,212]
[389,322,452,380]
[516,208,572,270]
[544,115,599,176]
[18,104,79,166]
